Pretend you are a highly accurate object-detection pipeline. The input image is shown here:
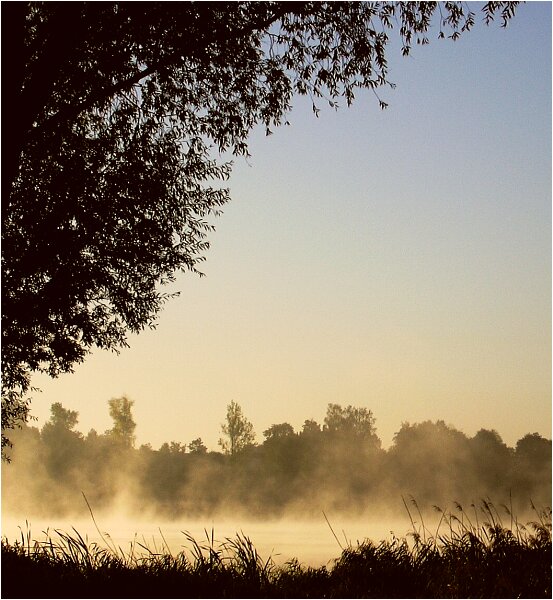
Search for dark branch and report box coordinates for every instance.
[26,3,298,146]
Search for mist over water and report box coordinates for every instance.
[2,512,416,566]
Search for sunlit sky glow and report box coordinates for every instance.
[30,3,551,451]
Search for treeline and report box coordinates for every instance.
[2,398,551,519]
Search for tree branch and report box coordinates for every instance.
[27,3,300,145]
[1,2,28,199]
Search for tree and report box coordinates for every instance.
[40,402,84,479]
[301,419,321,436]
[159,441,187,454]
[2,2,520,445]
[387,420,470,503]
[468,428,513,494]
[188,437,208,455]
[515,432,552,464]
[44,402,79,432]
[263,422,295,441]
[323,403,379,442]
[219,400,256,455]
[513,432,552,494]
[106,396,136,448]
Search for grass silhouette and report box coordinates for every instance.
[2,500,551,598]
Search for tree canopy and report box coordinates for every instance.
[45,402,79,432]
[219,400,256,455]
[263,422,295,441]
[323,403,378,441]
[1,2,520,450]
[188,437,208,455]
[106,396,136,448]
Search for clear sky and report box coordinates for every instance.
[30,3,551,451]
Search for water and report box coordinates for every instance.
[2,514,410,566]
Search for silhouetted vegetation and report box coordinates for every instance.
[2,501,550,598]
[3,400,551,520]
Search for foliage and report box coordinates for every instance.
[188,438,208,454]
[0,387,32,459]
[40,403,84,482]
[385,420,476,504]
[512,433,552,499]
[219,401,256,456]
[301,419,321,436]
[45,402,79,431]
[330,502,552,599]
[159,441,187,454]
[2,2,520,448]
[106,396,136,448]
[263,422,294,441]
[468,428,513,492]
[323,403,378,442]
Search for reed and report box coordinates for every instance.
[2,500,551,598]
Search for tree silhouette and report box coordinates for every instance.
[45,402,79,431]
[106,396,136,448]
[263,422,295,441]
[41,402,84,480]
[323,403,379,444]
[219,400,255,456]
[387,420,471,503]
[2,2,520,447]
[512,433,552,504]
[301,419,322,436]
[468,429,513,494]
[188,438,208,455]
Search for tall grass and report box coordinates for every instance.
[2,500,551,598]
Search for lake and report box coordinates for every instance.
[2,513,413,566]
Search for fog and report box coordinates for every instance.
[2,513,420,567]
[2,402,551,565]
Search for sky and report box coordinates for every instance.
[30,3,551,451]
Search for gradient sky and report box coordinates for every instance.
[30,3,551,451]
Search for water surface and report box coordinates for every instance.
[2,514,412,566]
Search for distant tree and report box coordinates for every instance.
[2,2,520,448]
[305,404,382,509]
[41,402,84,479]
[301,419,321,436]
[219,401,255,456]
[263,422,295,441]
[510,433,552,508]
[387,420,471,503]
[45,402,79,431]
[515,433,552,464]
[106,396,136,448]
[188,437,208,454]
[146,440,189,512]
[159,441,186,454]
[171,441,187,454]
[323,403,379,444]
[468,428,513,494]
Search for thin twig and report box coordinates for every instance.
[323,510,343,550]
[81,491,117,555]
